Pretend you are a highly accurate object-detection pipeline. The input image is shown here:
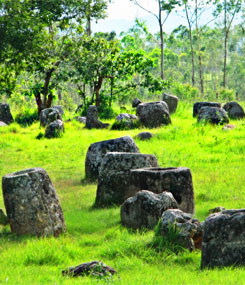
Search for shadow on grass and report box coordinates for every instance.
[0,227,35,243]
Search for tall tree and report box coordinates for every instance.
[130,0,180,80]
[214,0,242,87]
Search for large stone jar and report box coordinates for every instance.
[129,167,195,214]
[2,168,66,237]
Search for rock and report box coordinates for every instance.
[0,209,9,226]
[201,209,245,269]
[85,105,109,129]
[222,124,236,131]
[45,119,64,138]
[193,102,221,117]
[85,136,140,180]
[116,113,137,121]
[223,101,245,119]
[121,190,178,229]
[157,209,203,251]
[132,98,142,108]
[0,103,14,124]
[0,121,7,127]
[62,261,116,277]
[129,167,195,214]
[40,108,62,127]
[95,152,159,206]
[136,101,171,128]
[73,116,86,124]
[209,206,226,214]
[53,105,64,115]
[2,168,66,236]
[197,107,229,125]
[135,132,153,140]
[162,93,179,113]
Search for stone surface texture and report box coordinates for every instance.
[121,190,178,229]
[40,107,62,127]
[0,121,7,127]
[62,261,116,277]
[132,98,142,108]
[129,167,195,214]
[197,107,229,125]
[85,105,109,129]
[73,116,86,124]
[135,132,153,140]
[209,206,226,214]
[193,102,221,117]
[116,113,137,121]
[85,136,140,180]
[223,101,245,119]
[201,209,245,269]
[0,103,14,124]
[158,209,203,251]
[136,101,171,128]
[53,105,64,115]
[162,93,179,113]
[2,168,66,236]
[45,119,64,138]
[96,152,159,206]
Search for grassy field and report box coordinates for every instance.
[0,102,245,284]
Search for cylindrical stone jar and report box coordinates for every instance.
[2,168,66,237]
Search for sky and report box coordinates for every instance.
[92,0,242,36]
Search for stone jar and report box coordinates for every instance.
[2,168,66,237]
[193,102,221,117]
[129,167,195,214]
[95,152,159,206]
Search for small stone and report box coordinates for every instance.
[209,206,226,214]
[222,124,236,131]
[121,190,178,229]
[0,121,7,127]
[201,209,245,268]
[62,261,116,277]
[85,136,140,180]
[193,102,221,117]
[162,93,179,113]
[197,107,229,125]
[116,113,137,121]
[0,103,14,124]
[132,98,142,108]
[157,209,203,251]
[135,132,153,140]
[73,116,86,124]
[45,119,64,138]
[53,105,64,115]
[223,101,245,119]
[2,168,66,236]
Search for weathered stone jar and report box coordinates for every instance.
[2,168,66,237]
[129,167,195,214]
[95,152,159,206]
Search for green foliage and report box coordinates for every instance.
[218,88,236,101]
[170,82,200,100]
[111,118,142,130]
[15,109,39,127]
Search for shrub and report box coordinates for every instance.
[15,109,39,127]
[170,82,200,100]
[218,88,235,101]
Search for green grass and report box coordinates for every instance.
[0,102,245,284]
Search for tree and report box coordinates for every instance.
[214,0,243,87]
[0,0,109,112]
[130,0,180,80]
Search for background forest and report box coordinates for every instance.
[0,0,244,118]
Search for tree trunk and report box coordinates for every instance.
[158,1,164,80]
[223,0,227,87]
[185,4,195,86]
[195,0,204,95]
[94,77,103,107]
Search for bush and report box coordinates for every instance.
[15,109,39,126]
[111,119,141,130]
[218,88,235,101]
[170,82,200,100]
